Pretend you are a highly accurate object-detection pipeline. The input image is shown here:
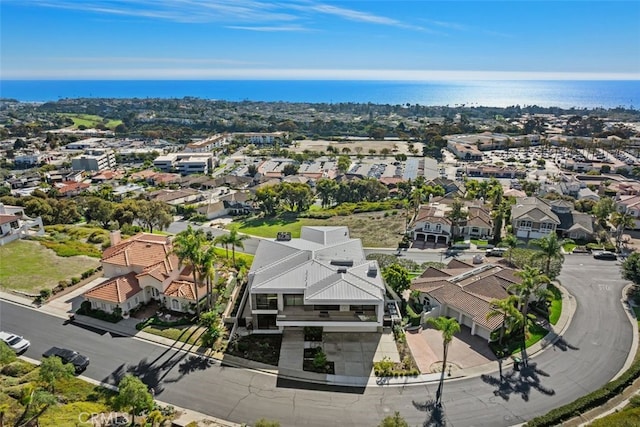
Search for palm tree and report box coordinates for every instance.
[500,234,522,266]
[427,316,460,406]
[486,295,523,346]
[199,245,218,310]
[213,234,230,258]
[171,225,206,316]
[531,233,571,278]
[509,266,552,366]
[611,211,635,251]
[226,229,249,267]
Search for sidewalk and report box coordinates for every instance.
[1,291,241,427]
[1,282,579,388]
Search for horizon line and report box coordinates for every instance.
[1,69,639,81]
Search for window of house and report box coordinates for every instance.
[520,220,532,228]
[172,299,180,310]
[284,294,304,306]
[255,294,278,310]
[313,305,340,311]
[471,227,479,233]
[435,224,442,232]
[540,222,553,231]
[101,303,106,310]
[350,305,376,312]
[9,221,19,229]
[424,223,430,230]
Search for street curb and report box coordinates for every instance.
[17,355,241,427]
[611,283,639,381]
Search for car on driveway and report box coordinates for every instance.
[593,251,618,260]
[42,347,89,373]
[486,247,508,257]
[0,331,30,353]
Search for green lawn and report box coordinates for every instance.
[562,242,577,253]
[142,324,204,346]
[0,240,100,292]
[490,323,549,357]
[471,239,489,246]
[548,284,563,325]
[227,212,406,248]
[59,113,122,130]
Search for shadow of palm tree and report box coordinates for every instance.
[480,362,555,402]
[552,336,580,351]
[412,399,447,427]
[163,355,215,384]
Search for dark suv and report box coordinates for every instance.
[593,251,617,260]
[42,347,90,373]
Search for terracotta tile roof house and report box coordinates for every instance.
[83,231,209,315]
[411,260,522,341]
[56,181,91,197]
[409,203,453,246]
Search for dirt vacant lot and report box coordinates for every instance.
[289,138,424,156]
[0,240,100,293]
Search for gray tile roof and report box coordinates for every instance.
[249,226,385,303]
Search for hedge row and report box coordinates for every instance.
[525,357,640,426]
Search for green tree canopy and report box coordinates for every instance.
[382,264,411,295]
[39,355,75,393]
[114,374,154,424]
[622,253,640,287]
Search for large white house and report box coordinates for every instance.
[247,226,387,333]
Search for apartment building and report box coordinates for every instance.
[71,149,116,172]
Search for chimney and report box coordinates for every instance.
[110,230,121,247]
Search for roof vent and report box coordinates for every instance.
[276,231,291,241]
[367,263,377,277]
[337,268,348,274]
[330,259,353,267]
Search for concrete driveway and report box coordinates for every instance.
[407,324,496,374]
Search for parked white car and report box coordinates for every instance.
[0,331,30,353]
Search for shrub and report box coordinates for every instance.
[39,288,51,300]
[254,419,281,427]
[373,357,395,377]
[312,349,328,370]
[303,326,323,342]
[1,361,34,377]
[71,277,80,285]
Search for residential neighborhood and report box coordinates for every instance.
[1,98,640,427]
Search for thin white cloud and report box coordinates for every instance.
[4,67,638,81]
[54,57,263,65]
[21,0,298,24]
[13,0,428,31]
[226,25,313,32]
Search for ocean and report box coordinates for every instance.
[1,79,639,110]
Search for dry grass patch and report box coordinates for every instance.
[0,240,100,292]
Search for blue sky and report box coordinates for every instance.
[1,0,639,80]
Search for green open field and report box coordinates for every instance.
[59,113,122,130]
[227,211,406,248]
[0,240,100,293]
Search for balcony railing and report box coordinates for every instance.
[277,307,377,322]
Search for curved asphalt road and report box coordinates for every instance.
[0,256,632,427]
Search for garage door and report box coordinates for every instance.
[447,308,460,320]
[460,314,473,328]
[474,325,492,340]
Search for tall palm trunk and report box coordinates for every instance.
[520,302,529,366]
[192,270,200,316]
[436,342,449,406]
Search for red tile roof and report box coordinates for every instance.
[0,214,20,225]
[84,272,142,303]
[102,233,176,269]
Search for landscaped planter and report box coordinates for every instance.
[303,360,335,375]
